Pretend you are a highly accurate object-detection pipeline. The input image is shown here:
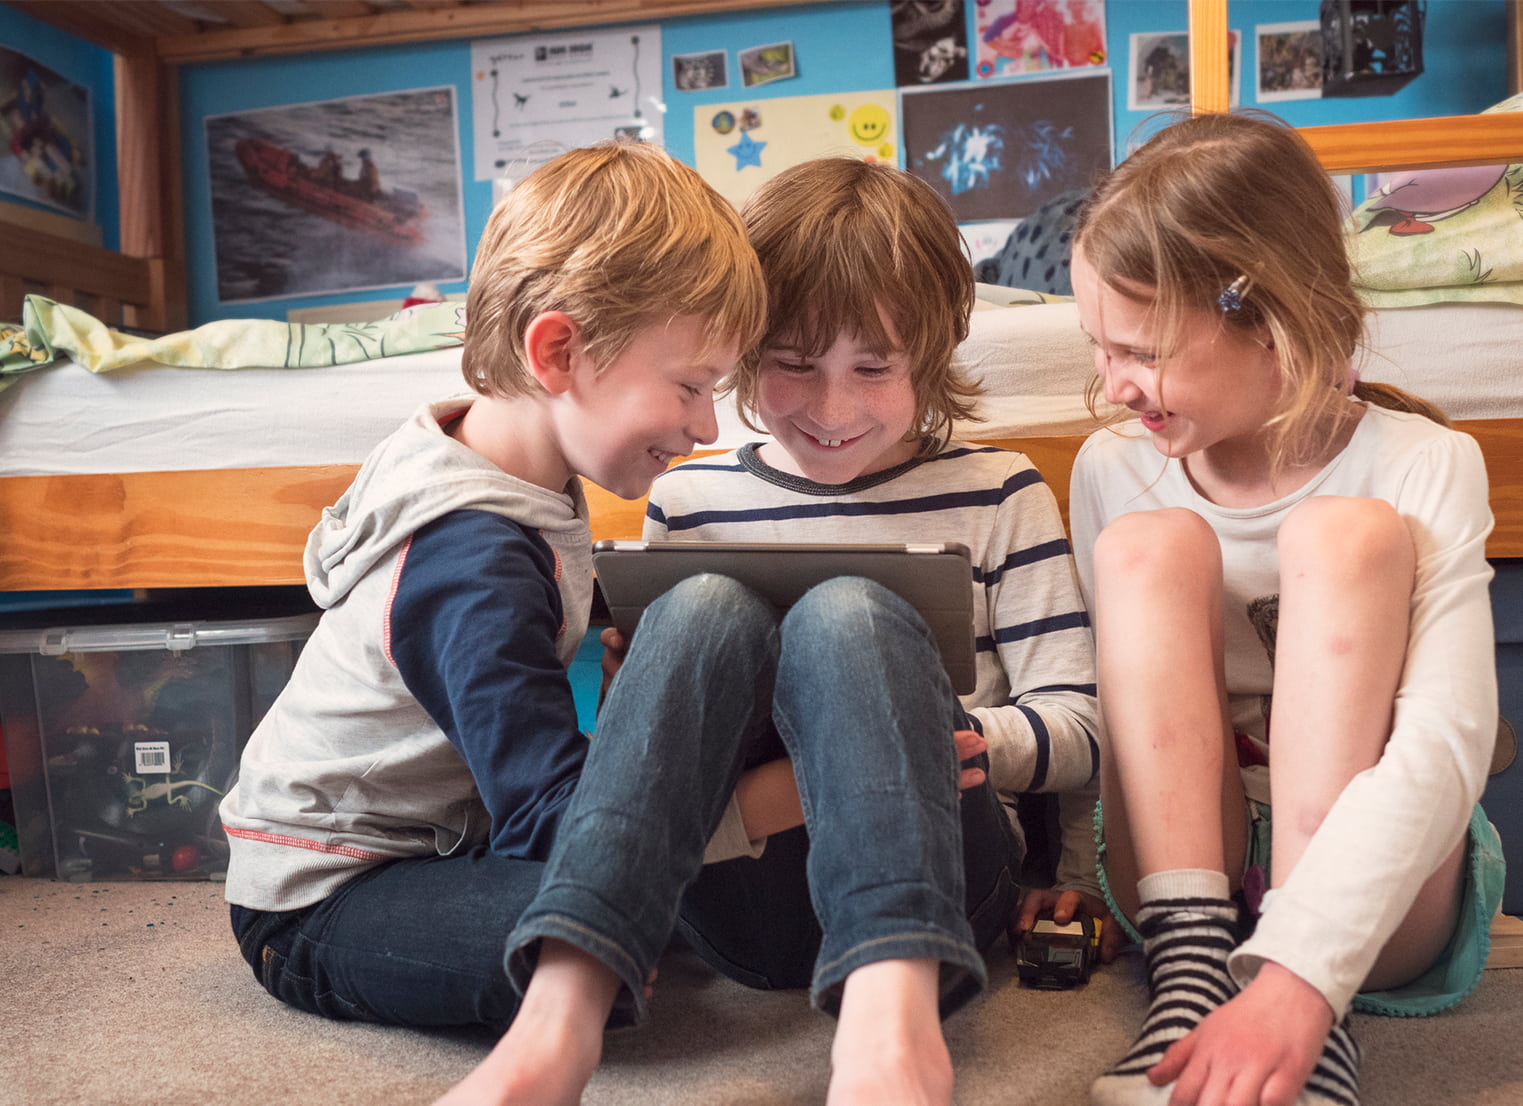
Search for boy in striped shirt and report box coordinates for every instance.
[606,157,1110,1104]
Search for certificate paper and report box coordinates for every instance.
[470,25,663,181]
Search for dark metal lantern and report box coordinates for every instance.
[1320,0,1425,97]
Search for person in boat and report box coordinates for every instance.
[315,148,342,187]
[355,148,381,201]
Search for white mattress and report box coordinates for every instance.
[1,301,1518,478]
[953,298,1523,439]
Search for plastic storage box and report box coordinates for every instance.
[0,609,318,881]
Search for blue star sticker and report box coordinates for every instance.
[727,131,766,170]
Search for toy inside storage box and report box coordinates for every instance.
[0,610,318,881]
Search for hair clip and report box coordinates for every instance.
[1217,275,1250,313]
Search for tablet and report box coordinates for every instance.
[591,541,977,694]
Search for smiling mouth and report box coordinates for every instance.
[649,448,679,466]
[811,433,857,449]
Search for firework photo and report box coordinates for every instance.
[900,71,1112,222]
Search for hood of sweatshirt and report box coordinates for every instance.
[304,396,590,608]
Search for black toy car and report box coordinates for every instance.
[1013,909,1101,990]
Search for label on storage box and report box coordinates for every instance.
[134,741,172,774]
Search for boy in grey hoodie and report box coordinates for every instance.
[219,142,768,1091]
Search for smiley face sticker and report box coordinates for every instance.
[847,104,891,147]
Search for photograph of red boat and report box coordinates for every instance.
[235,137,425,247]
[207,86,465,304]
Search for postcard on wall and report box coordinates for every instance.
[738,41,797,88]
[974,0,1107,78]
[1257,21,1323,102]
[205,86,467,304]
[674,49,728,92]
[470,24,662,182]
[1128,29,1241,112]
[693,90,897,211]
[901,71,1113,224]
[892,0,969,86]
[0,44,93,218]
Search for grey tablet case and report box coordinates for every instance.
[591,541,977,694]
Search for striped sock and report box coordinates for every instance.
[1090,871,1363,1106]
[1300,1016,1361,1106]
[1091,870,1240,1106]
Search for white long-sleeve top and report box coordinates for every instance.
[1068,404,1496,1018]
[645,440,1102,894]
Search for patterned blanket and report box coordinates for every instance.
[0,295,465,394]
[1348,93,1523,308]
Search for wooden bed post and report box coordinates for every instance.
[1188,0,1232,114]
[115,48,186,334]
[1510,0,1522,95]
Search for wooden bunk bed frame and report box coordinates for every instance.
[1,0,1521,593]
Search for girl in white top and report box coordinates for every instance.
[1068,111,1501,1106]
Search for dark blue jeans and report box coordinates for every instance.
[231,575,1021,1029]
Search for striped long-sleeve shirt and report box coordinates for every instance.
[645,440,1101,893]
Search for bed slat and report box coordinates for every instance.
[3,422,1516,593]
[0,222,160,329]
[0,467,355,591]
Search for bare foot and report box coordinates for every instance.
[826,959,953,1106]
[432,940,621,1106]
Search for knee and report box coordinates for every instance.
[1279,497,1412,583]
[782,575,918,645]
[1092,508,1217,589]
[644,573,775,640]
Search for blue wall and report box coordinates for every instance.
[0,2,117,245]
[1105,0,1509,149]
[170,0,1517,323]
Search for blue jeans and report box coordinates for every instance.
[231,574,1020,1029]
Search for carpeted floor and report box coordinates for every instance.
[3,876,1521,1105]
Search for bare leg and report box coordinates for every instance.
[1268,496,1464,989]
[827,959,952,1106]
[1148,498,1461,1106]
[1088,510,1251,1106]
[432,939,620,1106]
[1092,508,1248,918]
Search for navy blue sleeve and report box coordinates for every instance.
[389,509,585,861]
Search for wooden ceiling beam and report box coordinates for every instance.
[109,0,206,38]
[189,1,291,30]
[296,1,381,18]
[152,0,816,62]
[6,1,154,55]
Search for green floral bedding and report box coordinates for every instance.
[0,295,465,394]
[1347,93,1523,308]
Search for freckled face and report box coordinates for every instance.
[754,324,921,485]
[1070,247,1280,463]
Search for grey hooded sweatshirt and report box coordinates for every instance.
[220,396,596,912]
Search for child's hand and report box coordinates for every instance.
[1013,886,1126,964]
[953,729,987,791]
[1148,961,1333,1105]
[598,626,628,704]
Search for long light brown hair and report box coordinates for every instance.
[1075,111,1445,475]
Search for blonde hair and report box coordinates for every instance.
[462,141,765,397]
[1075,111,1445,475]
[732,157,980,454]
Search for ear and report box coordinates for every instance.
[523,311,580,396]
